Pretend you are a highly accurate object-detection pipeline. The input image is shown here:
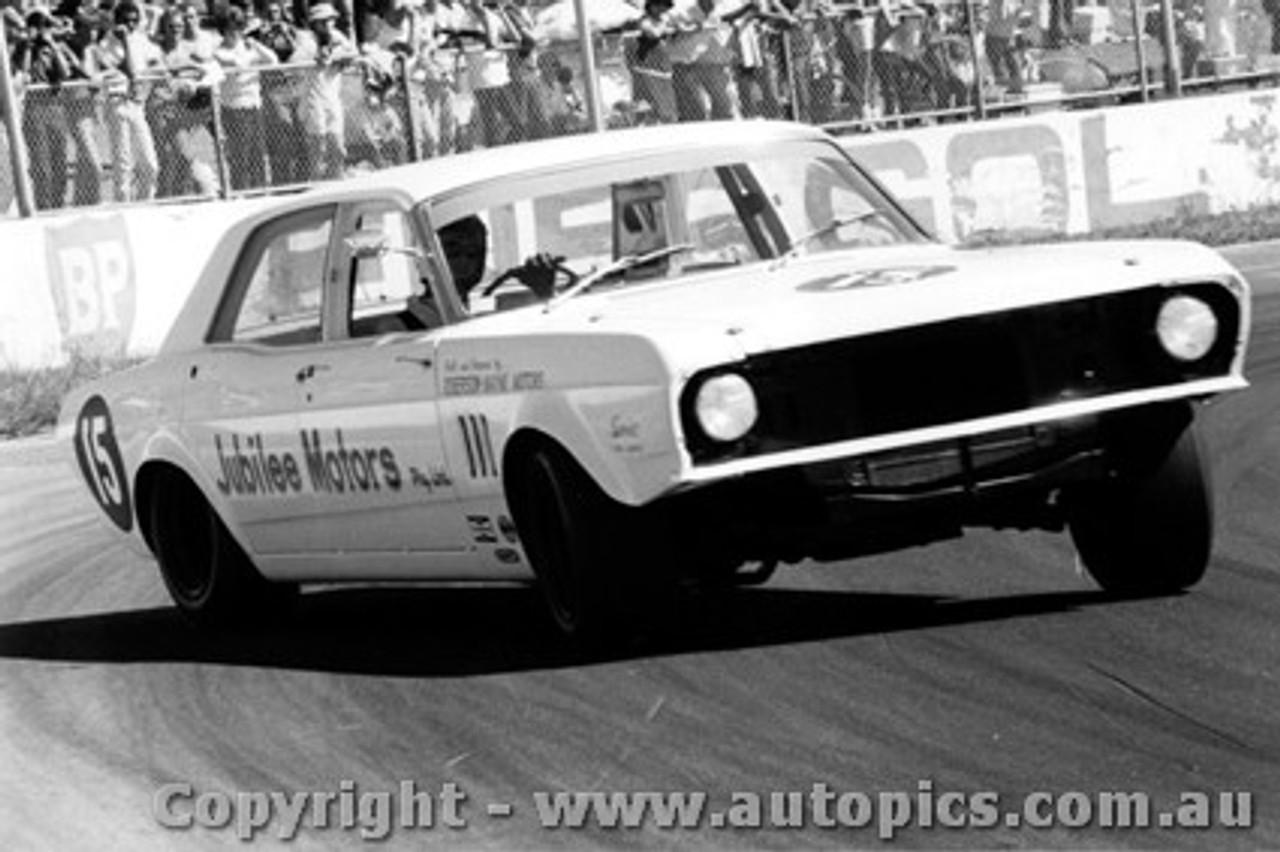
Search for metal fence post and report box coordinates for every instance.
[210,87,231,199]
[1130,0,1150,101]
[1158,0,1183,97]
[399,56,421,163]
[964,0,986,120]
[783,29,800,122]
[0,18,35,217]
[571,0,605,133]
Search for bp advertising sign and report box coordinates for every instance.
[45,214,137,358]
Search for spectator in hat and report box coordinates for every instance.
[357,0,422,166]
[293,0,358,178]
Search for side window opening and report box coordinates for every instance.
[346,205,441,338]
[225,211,333,347]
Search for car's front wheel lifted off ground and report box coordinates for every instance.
[150,470,298,628]
[1067,413,1213,596]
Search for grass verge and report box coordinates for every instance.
[1,354,138,440]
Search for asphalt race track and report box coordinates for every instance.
[3,244,1279,850]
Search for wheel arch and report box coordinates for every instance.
[497,385,684,511]
[131,433,255,561]
[133,459,179,555]
[501,427,590,527]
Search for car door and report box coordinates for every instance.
[181,203,340,557]
[287,195,472,567]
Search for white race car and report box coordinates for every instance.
[60,121,1250,641]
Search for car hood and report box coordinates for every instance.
[458,239,1239,375]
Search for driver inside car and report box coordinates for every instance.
[435,215,566,310]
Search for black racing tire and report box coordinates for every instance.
[1067,415,1213,595]
[513,444,654,644]
[149,471,298,628]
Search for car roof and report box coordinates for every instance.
[160,121,837,354]
[331,120,832,205]
[204,121,834,237]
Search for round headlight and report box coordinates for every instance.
[1156,295,1218,362]
[694,373,758,442]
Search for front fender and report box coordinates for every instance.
[508,383,683,506]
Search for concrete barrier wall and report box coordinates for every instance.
[844,88,1280,244]
[4,88,1279,370]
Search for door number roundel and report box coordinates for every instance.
[74,395,133,532]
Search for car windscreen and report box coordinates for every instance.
[417,139,927,315]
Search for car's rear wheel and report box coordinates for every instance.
[1067,414,1213,595]
[150,471,297,627]
[514,445,657,644]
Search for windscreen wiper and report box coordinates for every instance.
[777,210,886,263]
[544,243,695,313]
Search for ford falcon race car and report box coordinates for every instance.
[60,121,1250,641]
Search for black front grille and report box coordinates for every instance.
[682,283,1240,464]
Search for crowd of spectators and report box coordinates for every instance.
[622,0,1043,126]
[0,0,1269,212]
[1,0,597,210]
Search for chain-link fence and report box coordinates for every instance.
[2,0,1277,216]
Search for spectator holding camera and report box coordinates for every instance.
[251,0,309,186]
[12,6,81,209]
[535,50,585,135]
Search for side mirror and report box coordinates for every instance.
[346,229,390,260]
